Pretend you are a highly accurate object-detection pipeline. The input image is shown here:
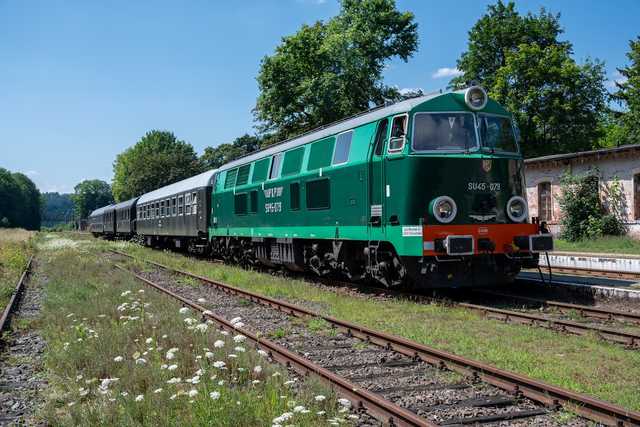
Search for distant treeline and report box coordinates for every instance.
[0,167,41,230]
[41,192,74,228]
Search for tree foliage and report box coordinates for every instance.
[254,0,418,140]
[612,36,640,144]
[559,170,625,241]
[200,134,262,170]
[41,192,74,228]
[112,130,202,202]
[72,180,114,219]
[452,1,607,157]
[0,168,41,230]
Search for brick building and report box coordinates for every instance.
[524,144,640,238]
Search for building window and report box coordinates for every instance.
[635,174,640,220]
[538,182,552,222]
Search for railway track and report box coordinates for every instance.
[0,255,33,342]
[109,249,640,426]
[532,266,640,281]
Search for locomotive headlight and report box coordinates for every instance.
[432,196,457,224]
[464,86,488,111]
[506,196,528,222]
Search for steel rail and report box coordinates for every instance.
[110,250,640,426]
[0,255,33,341]
[113,263,435,427]
[476,290,640,326]
[531,266,640,281]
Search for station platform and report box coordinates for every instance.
[518,269,640,299]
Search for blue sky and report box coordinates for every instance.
[2,0,638,194]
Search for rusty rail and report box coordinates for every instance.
[110,250,640,426]
[0,256,33,340]
[477,290,640,326]
[113,263,435,427]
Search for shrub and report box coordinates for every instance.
[558,169,626,241]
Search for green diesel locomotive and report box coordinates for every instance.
[208,86,553,288]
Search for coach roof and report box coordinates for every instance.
[138,169,217,204]
[88,205,112,218]
[113,197,140,211]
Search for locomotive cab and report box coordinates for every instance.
[377,86,553,288]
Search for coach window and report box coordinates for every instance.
[171,197,176,216]
[156,202,160,218]
[178,196,183,215]
[388,114,407,152]
[185,194,191,215]
[192,192,197,214]
[333,131,353,165]
[538,182,552,222]
[166,199,170,217]
[269,153,283,180]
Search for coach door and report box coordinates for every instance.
[368,118,389,238]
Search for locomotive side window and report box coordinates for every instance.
[234,193,248,215]
[388,115,407,152]
[478,114,518,153]
[373,119,388,156]
[306,178,330,210]
[412,112,477,152]
[290,182,300,211]
[333,131,353,165]
[249,190,258,214]
[236,164,251,186]
[269,153,283,180]
[224,169,238,189]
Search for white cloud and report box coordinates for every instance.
[606,70,628,90]
[24,170,39,177]
[296,0,327,4]
[398,87,424,96]
[432,67,463,79]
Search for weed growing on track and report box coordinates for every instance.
[0,228,34,311]
[94,237,640,412]
[37,242,348,426]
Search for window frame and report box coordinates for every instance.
[172,197,177,216]
[410,111,480,154]
[192,192,197,215]
[537,181,553,222]
[234,192,248,215]
[332,130,353,165]
[178,195,184,215]
[305,178,331,210]
[387,113,409,154]
[373,119,389,156]
[269,153,283,180]
[290,182,301,211]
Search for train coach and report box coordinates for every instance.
[91,86,553,288]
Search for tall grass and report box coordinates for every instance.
[0,228,34,311]
[37,242,349,426]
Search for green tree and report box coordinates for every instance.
[41,192,74,228]
[254,0,418,140]
[73,179,114,219]
[12,172,41,230]
[200,134,262,170]
[612,36,640,144]
[112,130,202,201]
[452,1,607,157]
[0,168,22,227]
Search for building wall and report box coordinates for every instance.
[525,154,640,238]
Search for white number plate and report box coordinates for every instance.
[468,182,501,192]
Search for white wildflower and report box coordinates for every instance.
[197,298,206,303]
[135,358,147,365]
[220,330,229,336]
[168,364,178,371]
[194,323,209,333]
[145,337,153,344]
[233,334,246,343]
[316,410,326,415]
[233,322,245,328]
[183,317,197,326]
[67,401,76,407]
[209,391,220,400]
[169,394,177,400]
[166,351,176,360]
[315,395,326,402]
[153,388,163,394]
[120,391,128,397]
[135,395,144,402]
[167,377,181,384]
[179,307,189,314]
[205,351,214,359]
[121,290,131,297]
[203,310,213,315]
[252,380,260,385]
[218,380,225,386]
[338,398,351,407]
[188,389,198,398]
[257,349,268,357]
[162,334,168,339]
[234,346,245,353]
[213,361,226,369]
[228,354,238,358]
[213,340,225,348]
[253,365,262,374]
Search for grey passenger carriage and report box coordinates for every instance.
[135,169,217,251]
[114,197,140,237]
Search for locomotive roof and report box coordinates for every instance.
[88,205,112,218]
[217,91,446,173]
[113,197,140,211]
[138,169,218,204]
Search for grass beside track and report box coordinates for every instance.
[35,234,346,426]
[0,228,34,314]
[91,237,640,412]
[555,236,640,255]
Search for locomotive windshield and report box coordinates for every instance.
[478,114,518,153]
[412,112,477,152]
